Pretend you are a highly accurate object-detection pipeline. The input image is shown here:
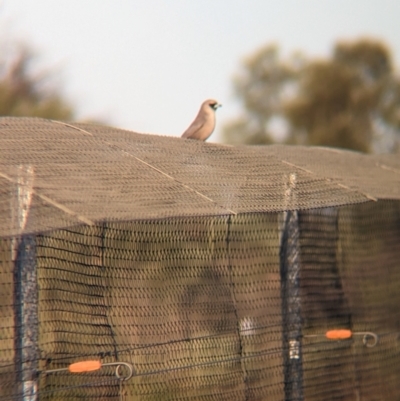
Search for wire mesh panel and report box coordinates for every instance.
[1,204,399,400]
[300,201,400,401]
[0,236,15,399]
[2,116,400,238]
[1,215,283,400]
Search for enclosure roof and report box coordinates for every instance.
[1,117,399,236]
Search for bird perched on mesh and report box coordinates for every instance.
[181,99,221,141]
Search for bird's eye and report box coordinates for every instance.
[210,103,217,109]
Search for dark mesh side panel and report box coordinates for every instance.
[30,215,284,400]
[338,201,400,400]
[1,202,399,400]
[300,208,356,401]
[0,237,15,399]
[300,201,400,401]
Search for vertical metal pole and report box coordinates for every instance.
[15,235,38,401]
[13,165,38,401]
[280,173,304,401]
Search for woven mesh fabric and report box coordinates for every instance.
[1,117,400,400]
[1,116,400,238]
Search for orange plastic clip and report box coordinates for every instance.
[68,360,102,373]
[306,329,378,347]
[325,329,352,340]
[45,360,134,380]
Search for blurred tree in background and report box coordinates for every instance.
[0,45,74,120]
[223,39,400,153]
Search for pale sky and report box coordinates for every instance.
[2,0,400,142]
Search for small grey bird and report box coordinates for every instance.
[181,99,221,141]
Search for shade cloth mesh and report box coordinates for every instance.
[0,117,399,400]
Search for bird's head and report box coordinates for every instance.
[204,99,222,111]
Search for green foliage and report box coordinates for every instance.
[223,39,400,153]
[0,46,74,120]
